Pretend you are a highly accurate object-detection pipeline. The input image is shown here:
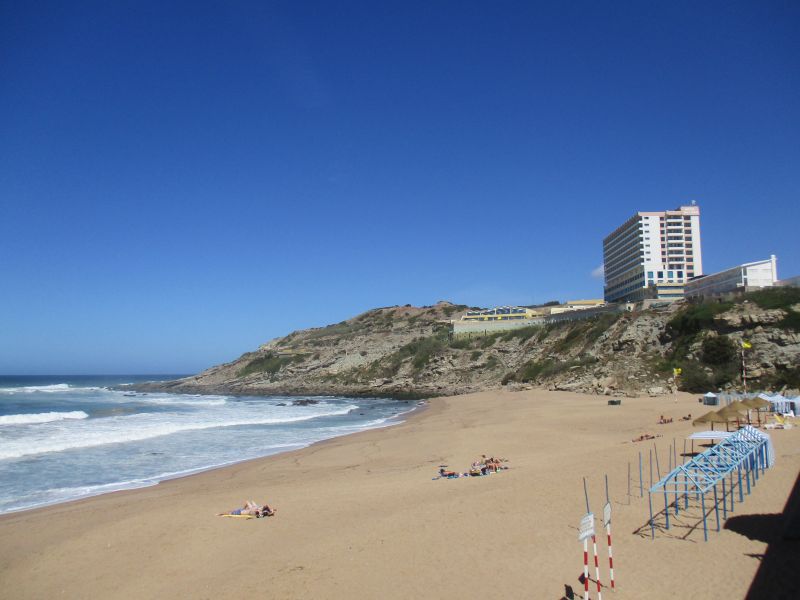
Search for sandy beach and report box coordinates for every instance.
[1,389,798,599]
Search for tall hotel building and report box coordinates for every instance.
[603,204,703,302]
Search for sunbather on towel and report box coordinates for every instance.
[218,500,276,517]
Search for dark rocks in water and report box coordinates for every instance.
[276,403,287,406]
[292,399,319,406]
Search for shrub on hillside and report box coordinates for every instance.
[239,353,292,377]
[700,336,737,366]
[779,311,800,332]
[666,301,733,337]
[746,287,800,310]
[449,337,472,350]
[678,363,712,393]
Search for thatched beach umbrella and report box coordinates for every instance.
[745,397,771,409]
[725,400,751,425]
[741,397,769,424]
[690,411,731,453]
[727,400,749,413]
[717,406,746,430]
[693,411,729,431]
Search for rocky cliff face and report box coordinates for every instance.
[141,291,800,399]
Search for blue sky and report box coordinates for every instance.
[1,1,798,374]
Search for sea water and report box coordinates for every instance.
[0,375,414,514]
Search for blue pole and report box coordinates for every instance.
[713,484,720,532]
[738,465,744,502]
[753,451,759,481]
[684,471,689,509]
[664,488,670,529]
[701,491,708,542]
[673,440,677,471]
[654,443,661,479]
[746,458,752,495]
[722,477,727,519]
[639,452,643,497]
[648,492,654,539]
[761,444,766,474]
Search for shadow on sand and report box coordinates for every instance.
[724,472,800,599]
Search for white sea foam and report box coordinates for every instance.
[133,394,229,406]
[0,411,89,426]
[0,404,358,460]
[0,383,106,394]
[0,383,71,393]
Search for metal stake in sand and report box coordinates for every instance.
[579,511,595,600]
[668,442,673,472]
[672,440,677,471]
[582,478,602,600]
[627,462,631,504]
[638,452,643,497]
[604,475,615,591]
[653,443,661,479]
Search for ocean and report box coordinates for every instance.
[0,375,414,514]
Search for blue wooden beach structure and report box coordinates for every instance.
[647,426,774,541]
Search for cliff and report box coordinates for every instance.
[140,289,800,399]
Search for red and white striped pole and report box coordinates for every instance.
[606,521,615,590]
[592,534,603,600]
[603,477,615,593]
[583,537,590,600]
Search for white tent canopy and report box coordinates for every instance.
[759,393,798,415]
[688,431,733,441]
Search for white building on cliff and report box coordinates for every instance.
[603,203,703,302]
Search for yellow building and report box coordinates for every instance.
[461,306,541,322]
[548,299,605,315]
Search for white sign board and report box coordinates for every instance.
[603,502,612,527]
[578,512,595,541]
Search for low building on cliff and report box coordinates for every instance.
[684,256,779,299]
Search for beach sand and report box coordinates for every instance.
[1,389,798,599]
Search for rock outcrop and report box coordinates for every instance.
[135,294,800,399]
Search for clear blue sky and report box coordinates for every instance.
[2,1,798,374]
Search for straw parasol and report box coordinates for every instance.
[691,411,731,453]
[693,411,730,431]
[743,397,771,409]
[717,405,746,430]
[727,400,749,413]
[741,397,769,424]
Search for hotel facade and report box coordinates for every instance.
[603,204,703,302]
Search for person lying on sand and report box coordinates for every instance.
[632,434,657,442]
[657,415,674,424]
[438,468,460,478]
[218,500,276,518]
[680,414,692,421]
